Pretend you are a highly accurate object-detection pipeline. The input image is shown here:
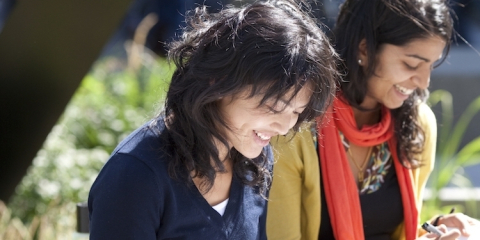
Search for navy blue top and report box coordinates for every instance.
[88,119,272,240]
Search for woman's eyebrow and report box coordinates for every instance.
[406,54,430,63]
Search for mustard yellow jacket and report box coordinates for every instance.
[266,103,436,240]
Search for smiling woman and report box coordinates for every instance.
[218,85,313,159]
[360,36,446,110]
[266,0,478,240]
[87,0,339,239]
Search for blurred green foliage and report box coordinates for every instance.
[6,53,173,237]
[422,89,480,221]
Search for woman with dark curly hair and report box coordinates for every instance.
[87,0,339,239]
[267,0,478,239]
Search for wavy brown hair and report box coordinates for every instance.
[161,0,340,194]
[333,0,453,167]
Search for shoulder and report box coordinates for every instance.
[105,118,174,172]
[112,119,165,160]
[90,153,163,197]
[416,102,437,148]
[90,118,171,203]
[88,153,165,239]
[417,102,436,129]
[415,102,437,171]
[88,120,173,237]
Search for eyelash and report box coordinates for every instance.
[267,106,282,114]
[267,106,301,115]
[404,63,419,70]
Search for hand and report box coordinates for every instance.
[417,224,460,240]
[437,212,479,236]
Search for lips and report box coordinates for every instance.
[254,130,272,141]
[394,84,414,95]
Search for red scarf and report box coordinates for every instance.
[317,96,418,240]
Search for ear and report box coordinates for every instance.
[358,38,368,66]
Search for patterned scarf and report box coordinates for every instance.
[317,96,418,239]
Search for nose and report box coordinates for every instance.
[412,68,431,90]
[273,113,298,135]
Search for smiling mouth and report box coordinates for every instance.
[254,130,271,141]
[394,84,414,95]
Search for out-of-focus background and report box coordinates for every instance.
[1,0,479,238]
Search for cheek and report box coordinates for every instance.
[387,65,412,83]
[366,78,389,98]
[232,113,264,131]
[375,61,406,81]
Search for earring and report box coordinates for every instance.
[358,59,362,65]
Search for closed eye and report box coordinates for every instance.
[404,62,419,70]
[267,106,282,114]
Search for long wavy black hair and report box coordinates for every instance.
[161,0,339,194]
[333,0,453,167]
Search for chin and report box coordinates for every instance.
[384,101,405,110]
[239,149,263,159]
[389,104,404,110]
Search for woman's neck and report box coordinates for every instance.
[192,158,233,206]
[352,106,381,129]
[350,95,382,129]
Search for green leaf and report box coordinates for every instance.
[445,96,480,158]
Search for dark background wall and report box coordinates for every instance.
[0,0,231,203]
[0,0,132,202]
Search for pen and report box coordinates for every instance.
[422,222,443,236]
[432,207,456,226]
[449,207,456,214]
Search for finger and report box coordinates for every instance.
[436,224,448,233]
[425,232,441,238]
[467,216,480,226]
[439,228,461,239]
[449,213,471,235]
[439,213,468,235]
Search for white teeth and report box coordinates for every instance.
[254,131,271,141]
[394,85,414,95]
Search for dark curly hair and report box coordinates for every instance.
[160,0,340,195]
[333,0,453,167]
